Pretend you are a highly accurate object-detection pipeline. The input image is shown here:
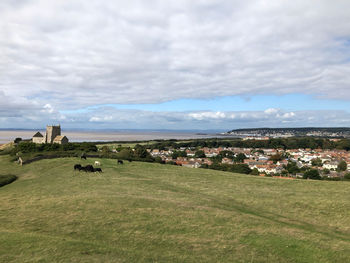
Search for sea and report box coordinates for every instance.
[0,129,229,144]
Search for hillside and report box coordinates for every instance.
[0,156,349,262]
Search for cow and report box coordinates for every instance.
[85,165,94,172]
[127,159,132,162]
[81,155,87,160]
[94,161,101,166]
[117,160,124,164]
[94,168,102,173]
[74,164,82,170]
[78,166,86,172]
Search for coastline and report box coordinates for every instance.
[0,129,224,144]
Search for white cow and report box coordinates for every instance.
[94,161,101,166]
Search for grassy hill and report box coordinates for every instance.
[0,156,349,263]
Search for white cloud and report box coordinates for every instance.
[0,0,350,112]
[43,104,54,113]
[282,112,295,119]
[1,102,350,129]
[89,116,113,122]
[264,108,279,114]
[188,111,226,120]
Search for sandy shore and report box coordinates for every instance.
[0,130,220,144]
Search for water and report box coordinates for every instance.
[0,130,225,144]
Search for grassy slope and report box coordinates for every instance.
[0,156,349,263]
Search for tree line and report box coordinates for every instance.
[149,137,350,150]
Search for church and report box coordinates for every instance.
[32,125,69,145]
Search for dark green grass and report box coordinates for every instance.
[0,156,349,262]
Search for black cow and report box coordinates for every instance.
[85,165,94,172]
[94,168,102,173]
[127,159,132,162]
[117,160,124,164]
[74,164,82,170]
[78,166,86,172]
[81,156,87,160]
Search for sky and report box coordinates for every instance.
[1,0,350,130]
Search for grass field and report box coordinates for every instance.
[0,155,349,262]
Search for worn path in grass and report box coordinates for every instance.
[0,156,349,262]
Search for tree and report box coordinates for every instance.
[311,158,322,167]
[134,145,149,158]
[234,153,246,163]
[284,161,300,174]
[337,160,347,172]
[14,138,22,144]
[219,150,234,159]
[172,150,187,159]
[195,150,206,158]
[323,168,330,174]
[118,148,133,159]
[303,169,321,180]
[281,170,289,176]
[230,164,251,174]
[269,154,283,163]
[101,146,110,154]
[251,168,259,176]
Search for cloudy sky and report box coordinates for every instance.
[1,0,350,130]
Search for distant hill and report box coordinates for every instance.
[230,127,350,132]
[226,127,350,138]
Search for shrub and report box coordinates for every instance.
[14,138,22,143]
[194,150,206,158]
[344,173,350,180]
[337,161,347,172]
[303,169,321,180]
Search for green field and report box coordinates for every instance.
[0,155,349,262]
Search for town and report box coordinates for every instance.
[143,144,350,180]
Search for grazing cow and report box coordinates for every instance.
[128,159,132,162]
[85,165,94,172]
[78,166,86,172]
[74,164,82,170]
[81,155,87,160]
[117,160,124,164]
[94,168,102,173]
[94,161,101,166]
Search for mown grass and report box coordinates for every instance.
[0,155,349,262]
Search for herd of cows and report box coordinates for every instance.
[73,157,126,173]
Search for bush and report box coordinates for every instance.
[117,148,133,159]
[0,174,17,187]
[207,163,251,174]
[14,137,22,143]
[250,168,259,176]
[303,169,321,180]
[337,161,347,172]
[344,173,350,180]
[11,142,98,155]
[194,150,206,158]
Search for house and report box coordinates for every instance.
[32,132,45,144]
[52,135,69,145]
[322,161,338,170]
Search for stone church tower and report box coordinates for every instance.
[45,125,61,143]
